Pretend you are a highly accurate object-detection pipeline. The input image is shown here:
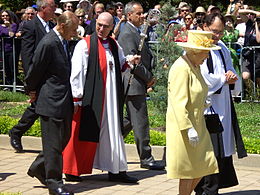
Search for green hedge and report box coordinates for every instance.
[0,116,41,137]
[0,115,259,154]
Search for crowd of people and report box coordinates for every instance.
[1,0,258,195]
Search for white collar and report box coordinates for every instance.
[53,27,65,43]
[127,21,140,32]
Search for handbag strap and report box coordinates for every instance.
[209,106,216,114]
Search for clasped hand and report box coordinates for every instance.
[225,70,238,84]
[126,54,141,69]
[187,127,199,147]
[28,91,37,103]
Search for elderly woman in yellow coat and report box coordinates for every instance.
[166,30,221,195]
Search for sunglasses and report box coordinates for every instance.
[181,9,189,12]
[196,13,205,16]
[77,15,84,18]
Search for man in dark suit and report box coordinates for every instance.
[8,0,56,153]
[118,1,164,170]
[25,11,78,195]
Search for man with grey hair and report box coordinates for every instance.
[9,0,56,153]
[16,7,36,37]
[118,1,164,170]
[25,6,36,20]
[26,11,78,195]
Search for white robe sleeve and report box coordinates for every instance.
[219,40,237,74]
[70,39,89,100]
[116,40,127,69]
[218,41,241,96]
[200,52,227,97]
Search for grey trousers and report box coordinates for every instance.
[123,95,152,161]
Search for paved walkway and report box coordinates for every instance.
[0,135,260,195]
[1,149,260,195]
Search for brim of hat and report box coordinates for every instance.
[225,14,237,21]
[177,42,221,50]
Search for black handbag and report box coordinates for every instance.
[204,106,224,134]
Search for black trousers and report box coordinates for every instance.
[123,95,152,162]
[4,51,15,85]
[10,102,39,138]
[194,156,238,195]
[28,114,72,189]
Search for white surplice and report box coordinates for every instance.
[201,40,240,157]
[70,38,128,174]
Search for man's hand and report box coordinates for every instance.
[28,91,37,103]
[187,127,199,147]
[147,77,156,88]
[128,54,141,65]
[225,70,238,84]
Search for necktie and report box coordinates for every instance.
[62,39,70,60]
[45,22,50,33]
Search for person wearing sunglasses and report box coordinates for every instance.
[184,13,194,30]
[0,10,18,86]
[74,8,86,38]
[194,6,206,30]
[176,2,191,26]
[63,2,74,12]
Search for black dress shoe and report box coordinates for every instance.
[141,160,165,170]
[64,174,83,182]
[108,171,139,183]
[9,131,23,153]
[48,186,74,195]
[27,169,47,185]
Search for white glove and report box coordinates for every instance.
[205,96,212,108]
[187,127,199,147]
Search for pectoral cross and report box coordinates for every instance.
[109,61,113,70]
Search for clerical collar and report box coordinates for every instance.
[99,38,109,44]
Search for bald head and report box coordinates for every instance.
[97,12,114,25]
[96,12,114,39]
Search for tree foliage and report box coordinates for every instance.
[0,0,35,12]
[149,0,182,116]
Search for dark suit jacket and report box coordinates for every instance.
[118,22,154,96]
[21,16,55,74]
[25,30,73,118]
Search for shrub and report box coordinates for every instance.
[0,116,41,137]
[0,91,27,102]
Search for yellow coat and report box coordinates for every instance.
[166,55,218,179]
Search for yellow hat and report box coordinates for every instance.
[177,30,221,50]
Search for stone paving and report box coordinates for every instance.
[0,147,260,195]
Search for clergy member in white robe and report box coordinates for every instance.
[194,13,247,195]
[63,12,139,184]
